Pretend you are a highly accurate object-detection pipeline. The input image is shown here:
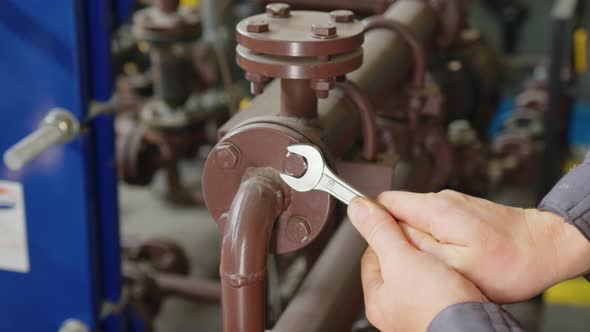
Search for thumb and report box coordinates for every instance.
[348,198,410,258]
[360,248,383,306]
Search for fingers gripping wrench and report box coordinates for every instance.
[279,144,367,205]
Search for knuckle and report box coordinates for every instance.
[377,191,395,206]
[441,189,462,199]
[376,191,391,203]
[366,221,388,247]
[438,189,466,201]
[432,195,456,213]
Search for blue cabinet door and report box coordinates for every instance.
[0,1,101,330]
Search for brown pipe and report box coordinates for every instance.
[219,169,287,332]
[363,16,427,89]
[336,80,378,161]
[272,220,365,332]
[281,79,318,118]
[155,273,222,303]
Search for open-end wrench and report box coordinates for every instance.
[279,144,367,205]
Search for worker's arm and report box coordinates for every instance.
[347,152,590,331]
[539,152,590,248]
[429,151,590,331]
[347,199,488,332]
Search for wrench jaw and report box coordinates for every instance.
[279,173,315,192]
[280,144,326,192]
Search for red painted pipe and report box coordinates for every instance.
[219,169,287,332]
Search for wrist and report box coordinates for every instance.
[531,209,590,283]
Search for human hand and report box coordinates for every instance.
[377,190,590,304]
[347,198,487,332]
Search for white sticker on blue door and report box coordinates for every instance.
[0,180,29,272]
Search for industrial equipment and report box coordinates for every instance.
[0,0,586,331]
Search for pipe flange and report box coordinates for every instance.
[237,45,363,80]
[202,123,335,254]
[133,4,201,43]
[236,10,364,57]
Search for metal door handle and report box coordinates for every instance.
[3,108,80,171]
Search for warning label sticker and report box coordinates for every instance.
[0,181,29,273]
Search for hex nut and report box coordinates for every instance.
[286,217,312,244]
[214,143,240,169]
[266,3,291,18]
[245,72,267,95]
[246,19,270,33]
[311,23,337,39]
[310,78,335,99]
[330,10,355,23]
[282,151,307,178]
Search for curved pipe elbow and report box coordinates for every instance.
[219,169,287,332]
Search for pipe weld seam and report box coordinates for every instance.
[221,270,266,288]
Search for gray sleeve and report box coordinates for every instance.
[427,302,524,332]
[538,152,590,241]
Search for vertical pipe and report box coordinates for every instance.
[281,79,318,118]
[219,170,286,332]
[150,45,194,107]
[272,220,366,332]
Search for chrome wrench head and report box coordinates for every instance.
[279,144,325,192]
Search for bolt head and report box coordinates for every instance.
[282,152,307,178]
[214,143,240,169]
[330,10,355,23]
[266,3,291,18]
[250,81,265,95]
[246,72,267,95]
[311,23,337,39]
[286,217,312,244]
[246,19,269,33]
[310,78,335,99]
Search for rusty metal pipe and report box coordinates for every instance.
[281,79,318,118]
[219,169,287,332]
[272,220,366,332]
[336,80,378,161]
[363,16,427,89]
